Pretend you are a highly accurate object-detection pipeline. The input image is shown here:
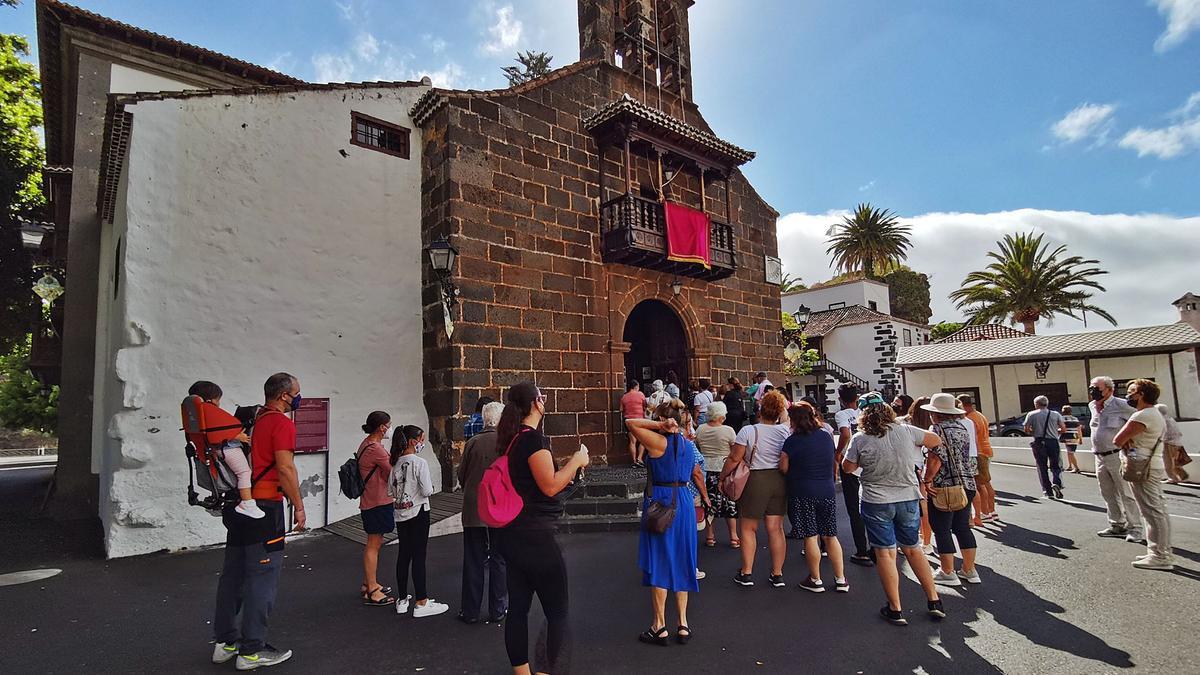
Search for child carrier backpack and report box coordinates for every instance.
[338,446,379,499]
[182,395,255,515]
[478,429,530,528]
[741,391,758,421]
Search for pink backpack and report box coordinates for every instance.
[478,429,529,528]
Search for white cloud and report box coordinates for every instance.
[1050,103,1117,145]
[858,180,876,192]
[312,53,355,83]
[1118,91,1200,159]
[422,33,447,53]
[482,4,523,55]
[1152,0,1200,52]
[354,33,380,61]
[776,208,1200,333]
[411,62,466,89]
[265,51,296,75]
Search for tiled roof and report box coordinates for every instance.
[897,323,1200,369]
[803,305,919,337]
[582,94,755,165]
[936,324,1029,343]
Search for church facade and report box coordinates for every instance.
[35,0,783,557]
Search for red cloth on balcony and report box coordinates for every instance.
[663,201,710,269]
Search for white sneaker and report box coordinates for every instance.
[235,646,292,670]
[695,569,706,580]
[956,568,982,584]
[235,500,266,519]
[395,594,413,614]
[413,599,450,618]
[933,569,962,586]
[212,642,239,664]
[921,544,936,555]
[1131,557,1174,571]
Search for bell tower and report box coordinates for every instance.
[578,0,695,101]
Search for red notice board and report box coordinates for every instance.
[293,398,330,454]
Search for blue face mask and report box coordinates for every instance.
[289,393,303,411]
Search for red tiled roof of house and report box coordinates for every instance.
[936,324,1029,343]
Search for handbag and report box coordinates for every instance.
[1173,445,1193,466]
[720,426,757,501]
[932,427,969,511]
[1121,436,1162,483]
[642,435,679,535]
[1029,409,1052,453]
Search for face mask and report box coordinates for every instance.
[1128,394,1141,406]
[289,393,303,411]
[1088,387,1104,401]
[415,441,425,453]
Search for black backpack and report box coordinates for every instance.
[741,391,758,421]
[338,447,378,499]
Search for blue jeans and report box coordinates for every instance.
[860,499,921,549]
[1032,438,1063,492]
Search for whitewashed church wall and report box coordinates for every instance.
[96,85,431,557]
[109,63,197,95]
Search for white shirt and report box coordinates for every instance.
[754,379,774,401]
[734,422,792,470]
[389,454,434,521]
[693,389,715,414]
[958,418,979,458]
[1128,407,1167,470]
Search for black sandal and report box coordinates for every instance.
[638,626,669,646]
[360,584,392,597]
[362,586,395,606]
[676,625,692,645]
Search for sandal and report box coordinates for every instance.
[676,625,692,645]
[637,626,669,646]
[363,586,396,606]
[730,539,741,549]
[705,537,716,548]
[360,584,392,597]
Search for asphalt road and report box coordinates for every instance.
[1,462,1197,674]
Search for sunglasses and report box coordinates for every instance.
[536,394,547,404]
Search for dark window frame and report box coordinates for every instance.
[903,328,913,347]
[350,111,410,159]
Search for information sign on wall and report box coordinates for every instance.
[293,397,330,454]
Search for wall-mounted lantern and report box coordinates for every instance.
[671,278,683,296]
[425,236,459,308]
[792,304,811,331]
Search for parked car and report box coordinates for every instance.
[989,404,1091,437]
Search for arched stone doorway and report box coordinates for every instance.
[623,299,689,390]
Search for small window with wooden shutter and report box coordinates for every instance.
[350,111,410,159]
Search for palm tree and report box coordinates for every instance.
[949,231,1115,335]
[780,273,805,293]
[825,203,912,279]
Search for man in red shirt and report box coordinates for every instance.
[211,372,305,670]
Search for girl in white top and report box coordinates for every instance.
[388,425,447,617]
[1157,403,1188,483]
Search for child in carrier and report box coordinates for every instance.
[188,381,264,519]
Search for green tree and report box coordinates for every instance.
[949,231,1115,335]
[881,267,932,324]
[825,203,911,279]
[0,335,58,433]
[502,50,553,86]
[0,7,44,353]
[780,272,805,293]
[929,321,964,341]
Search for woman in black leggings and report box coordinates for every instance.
[920,394,980,587]
[495,382,590,675]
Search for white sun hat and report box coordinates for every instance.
[920,392,964,415]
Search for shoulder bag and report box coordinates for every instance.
[720,425,757,501]
[1029,410,1052,453]
[932,426,969,511]
[643,434,679,534]
[1121,435,1162,483]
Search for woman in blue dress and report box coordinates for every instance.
[627,398,710,646]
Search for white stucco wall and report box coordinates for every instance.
[821,322,882,387]
[902,350,1200,424]
[97,84,431,557]
[109,63,198,95]
[782,279,891,316]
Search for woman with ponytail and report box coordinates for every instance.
[497,381,590,675]
[358,411,395,606]
[388,424,447,618]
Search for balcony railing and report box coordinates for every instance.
[600,193,736,281]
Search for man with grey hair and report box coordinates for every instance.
[1089,376,1144,542]
[1024,396,1067,499]
[456,400,508,623]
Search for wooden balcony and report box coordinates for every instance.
[600,193,736,281]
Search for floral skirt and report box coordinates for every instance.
[704,471,738,519]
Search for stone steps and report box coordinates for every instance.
[559,466,646,533]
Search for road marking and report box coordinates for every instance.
[991,461,1200,521]
[0,568,62,587]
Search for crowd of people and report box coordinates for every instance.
[202,368,1185,672]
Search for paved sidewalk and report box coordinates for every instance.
[2,463,1198,674]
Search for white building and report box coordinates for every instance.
[898,323,1200,424]
[782,279,930,411]
[93,83,434,556]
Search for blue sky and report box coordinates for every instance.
[4,0,1200,331]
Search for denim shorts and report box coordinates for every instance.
[860,499,921,550]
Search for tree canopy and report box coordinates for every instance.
[949,231,1115,335]
[0,17,44,353]
[929,321,964,341]
[881,267,932,324]
[825,203,912,279]
[502,51,553,87]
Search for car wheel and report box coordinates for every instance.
[1002,430,1025,437]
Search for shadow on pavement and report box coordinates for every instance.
[994,490,1041,505]
[978,522,1077,559]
